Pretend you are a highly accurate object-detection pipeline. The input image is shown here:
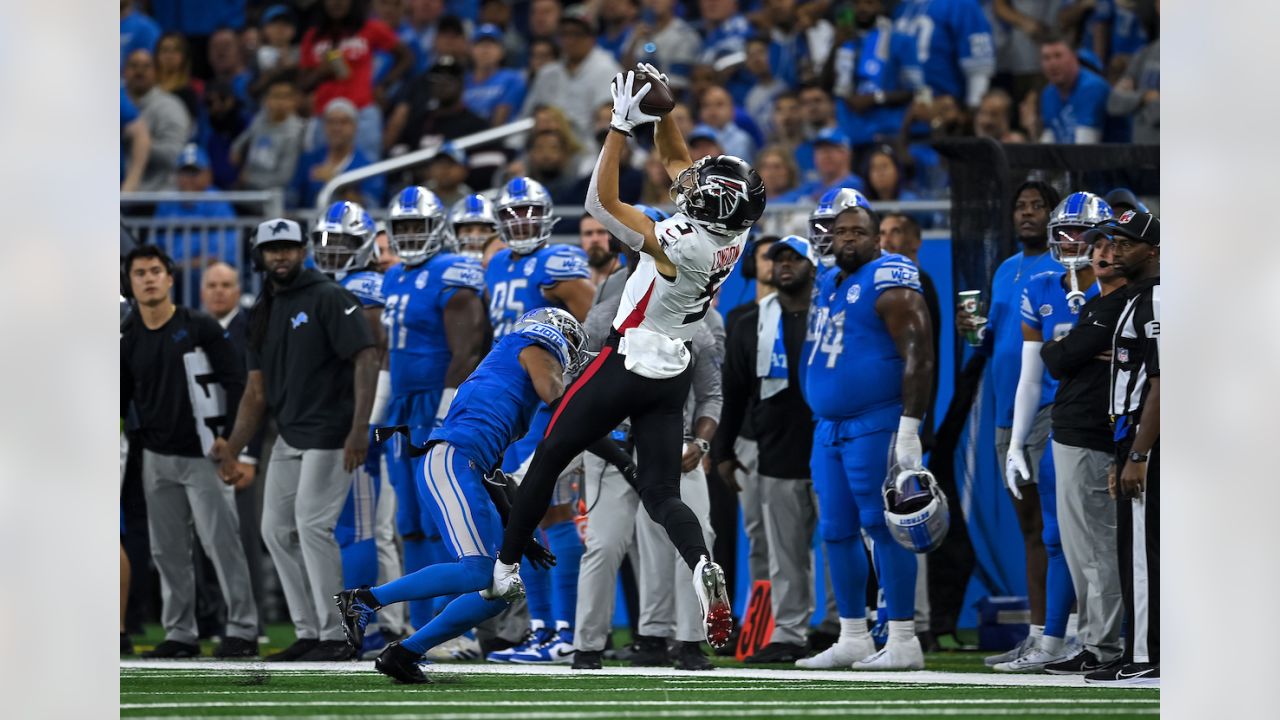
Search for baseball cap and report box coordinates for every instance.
[261,4,294,24]
[177,143,210,171]
[687,124,722,146]
[428,141,467,166]
[1103,188,1149,214]
[1096,211,1160,245]
[255,218,305,247]
[323,97,358,121]
[560,5,598,34]
[765,234,818,266]
[814,127,851,150]
[473,23,504,44]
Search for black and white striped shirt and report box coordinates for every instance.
[1110,277,1161,417]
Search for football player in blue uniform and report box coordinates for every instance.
[336,308,590,684]
[482,177,595,663]
[447,193,504,267]
[996,191,1113,672]
[808,187,873,270]
[893,0,995,108]
[373,186,490,633]
[797,202,935,671]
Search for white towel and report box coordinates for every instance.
[756,293,789,399]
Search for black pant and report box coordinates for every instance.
[1115,431,1160,665]
[500,334,710,570]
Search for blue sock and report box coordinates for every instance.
[373,555,492,608]
[401,536,437,628]
[523,531,553,626]
[544,521,583,628]
[865,524,918,620]
[1038,456,1074,639]
[402,592,508,656]
[824,536,869,619]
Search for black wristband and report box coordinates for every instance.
[609,125,632,137]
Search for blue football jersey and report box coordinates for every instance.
[1020,270,1100,403]
[988,251,1063,427]
[834,20,924,144]
[485,244,590,340]
[430,325,570,472]
[1041,67,1110,143]
[463,69,527,123]
[892,0,994,101]
[341,270,386,308]
[804,253,922,423]
[1090,0,1149,58]
[382,253,485,395]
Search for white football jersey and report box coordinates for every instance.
[612,214,748,342]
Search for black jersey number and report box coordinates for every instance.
[682,267,733,324]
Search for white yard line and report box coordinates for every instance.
[123,698,1157,710]
[121,708,1158,719]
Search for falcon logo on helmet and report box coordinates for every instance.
[388,186,447,266]
[311,201,376,277]
[669,155,766,238]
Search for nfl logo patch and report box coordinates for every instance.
[415,272,430,289]
[1117,347,1129,363]
[847,284,862,304]
[1119,210,1136,223]
[1039,304,1053,316]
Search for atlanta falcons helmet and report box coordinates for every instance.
[388,186,448,266]
[511,307,590,375]
[669,155,766,238]
[1048,191,1113,270]
[882,464,951,554]
[311,201,376,276]
[496,177,560,255]
[448,193,500,261]
[809,187,871,267]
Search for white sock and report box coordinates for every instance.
[839,617,870,643]
[888,620,915,643]
[1041,635,1065,654]
[1029,624,1044,640]
[530,619,546,632]
[555,620,570,633]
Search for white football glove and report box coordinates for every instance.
[1004,447,1030,500]
[894,416,924,471]
[636,62,669,85]
[610,71,661,135]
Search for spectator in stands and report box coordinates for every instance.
[208,28,253,108]
[892,0,995,109]
[832,0,923,148]
[386,55,489,157]
[1084,0,1150,81]
[464,24,526,125]
[741,36,788,138]
[204,81,251,189]
[1106,25,1159,144]
[523,129,580,204]
[768,91,804,149]
[422,143,474,206]
[640,153,672,206]
[299,0,414,161]
[291,98,385,209]
[796,84,838,183]
[698,0,753,64]
[749,0,835,89]
[147,2,248,78]
[974,88,1014,140]
[155,144,238,280]
[698,86,757,161]
[478,0,526,65]
[124,48,194,191]
[526,36,560,88]
[623,0,701,91]
[400,0,447,72]
[433,15,473,61]
[232,73,305,192]
[529,0,563,41]
[121,88,151,193]
[1039,33,1109,144]
[993,0,1059,100]
[687,125,727,163]
[598,0,641,62]
[864,145,920,205]
[251,5,301,98]
[521,5,621,140]
[776,128,865,204]
[754,146,800,201]
[121,0,161,68]
[155,32,203,128]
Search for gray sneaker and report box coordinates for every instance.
[984,634,1036,667]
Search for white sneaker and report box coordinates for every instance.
[993,645,1069,673]
[795,637,875,669]
[425,635,483,662]
[850,637,925,671]
[481,561,525,601]
[692,557,733,649]
[984,634,1036,667]
[509,629,577,665]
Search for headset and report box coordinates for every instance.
[741,235,780,281]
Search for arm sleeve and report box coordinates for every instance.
[1008,340,1045,447]
[199,315,246,441]
[584,146,648,251]
[321,287,376,360]
[710,319,752,463]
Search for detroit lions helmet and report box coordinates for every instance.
[511,307,590,375]
[633,203,671,224]
[311,201,376,276]
[496,177,559,255]
[1048,191,1113,270]
[882,464,951,554]
[809,187,871,267]
[449,193,500,261]
[388,186,448,266]
[669,155,766,238]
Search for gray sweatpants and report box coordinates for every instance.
[1053,440,1123,662]
[636,462,716,643]
[735,438,770,584]
[262,437,353,642]
[758,474,817,645]
[574,453,639,652]
[142,450,259,644]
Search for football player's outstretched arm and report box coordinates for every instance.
[653,112,693,183]
[518,345,566,406]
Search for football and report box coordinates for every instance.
[634,69,676,117]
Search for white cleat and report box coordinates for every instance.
[692,556,733,649]
[984,634,1036,667]
[993,646,1070,673]
[425,635,483,662]
[481,561,525,602]
[795,637,876,669]
[850,637,925,671]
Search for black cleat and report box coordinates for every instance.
[120,633,135,656]
[264,638,320,662]
[1084,662,1159,686]
[745,642,809,664]
[1045,650,1119,675]
[297,640,357,661]
[213,637,259,658]
[334,588,378,652]
[629,635,670,667]
[572,649,603,669]
[142,640,200,659]
[375,642,432,684]
[673,641,714,671]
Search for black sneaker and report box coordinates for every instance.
[1085,662,1159,686]
[572,649,603,669]
[375,642,432,684]
[141,640,200,659]
[744,642,809,664]
[672,641,714,671]
[213,637,259,658]
[629,635,670,667]
[334,588,379,652]
[264,638,320,662]
[121,633,134,656]
[297,640,357,661]
[1045,650,1118,675]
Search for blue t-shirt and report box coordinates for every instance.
[834,22,923,144]
[463,69,527,123]
[290,146,386,210]
[893,0,995,101]
[120,10,161,67]
[1020,269,1100,404]
[1089,0,1148,59]
[485,244,590,339]
[1041,67,1110,143]
[430,328,569,472]
[776,173,867,205]
[803,252,922,424]
[152,193,238,263]
[383,253,485,396]
[987,250,1063,427]
[700,14,753,63]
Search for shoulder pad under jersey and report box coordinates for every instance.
[872,254,922,293]
[541,244,590,282]
[512,322,572,370]
[343,271,386,307]
[439,255,486,292]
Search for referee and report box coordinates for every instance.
[215,219,378,662]
[1090,210,1160,687]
